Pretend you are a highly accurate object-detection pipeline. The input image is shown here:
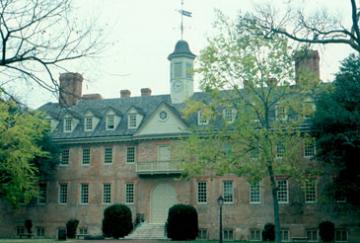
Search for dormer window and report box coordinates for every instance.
[223,108,236,123]
[85,116,93,131]
[128,113,137,129]
[198,111,209,126]
[64,117,72,132]
[275,104,287,121]
[106,114,115,130]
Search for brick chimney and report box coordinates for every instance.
[295,50,320,84]
[82,93,103,100]
[59,72,83,107]
[141,88,152,96]
[120,89,131,98]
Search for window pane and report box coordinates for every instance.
[103,184,111,204]
[82,148,90,165]
[127,146,136,163]
[126,183,134,204]
[61,149,69,165]
[80,184,89,204]
[59,183,68,204]
[104,147,113,164]
[223,180,233,203]
[129,113,137,128]
[276,143,285,158]
[64,118,72,131]
[85,116,93,130]
[304,138,316,158]
[250,182,260,203]
[305,180,316,203]
[277,180,288,203]
[107,115,115,129]
[197,181,207,203]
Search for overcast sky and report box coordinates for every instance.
[14,0,354,108]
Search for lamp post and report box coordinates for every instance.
[217,196,224,243]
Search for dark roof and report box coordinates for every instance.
[168,40,196,60]
[39,93,208,141]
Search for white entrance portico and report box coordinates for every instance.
[150,183,177,224]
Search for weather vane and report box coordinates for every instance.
[178,0,192,40]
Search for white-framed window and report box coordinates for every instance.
[103,183,111,204]
[306,228,318,242]
[250,229,261,241]
[223,229,234,241]
[223,180,234,203]
[223,108,236,123]
[276,143,285,159]
[198,111,209,125]
[38,183,47,204]
[275,104,287,121]
[82,147,90,165]
[59,183,68,204]
[106,114,115,130]
[303,101,316,120]
[158,144,171,161]
[126,146,136,163]
[249,182,261,204]
[277,179,289,203]
[84,116,93,131]
[60,148,70,165]
[335,229,348,242]
[125,183,134,204]
[79,227,88,235]
[198,228,208,240]
[197,181,207,203]
[280,228,290,242]
[80,183,89,204]
[16,226,25,236]
[64,117,72,132]
[36,226,45,237]
[304,138,316,158]
[104,147,113,164]
[305,179,317,203]
[128,113,137,129]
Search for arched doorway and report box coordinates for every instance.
[150,183,177,224]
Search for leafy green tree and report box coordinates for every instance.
[0,97,55,207]
[312,54,360,205]
[180,13,317,243]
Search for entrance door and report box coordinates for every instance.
[150,183,177,224]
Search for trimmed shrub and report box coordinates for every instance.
[66,219,79,239]
[102,204,133,239]
[166,204,199,240]
[24,219,33,234]
[262,223,275,241]
[319,221,335,242]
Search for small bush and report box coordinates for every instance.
[166,204,198,240]
[262,223,275,241]
[24,219,33,234]
[319,221,335,242]
[66,219,79,239]
[102,204,133,239]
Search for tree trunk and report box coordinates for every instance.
[268,164,281,243]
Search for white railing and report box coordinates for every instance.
[136,160,183,175]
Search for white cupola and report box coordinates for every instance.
[168,40,196,104]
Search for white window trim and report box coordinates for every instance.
[81,147,91,166]
[198,111,209,125]
[304,138,316,158]
[335,229,348,242]
[223,180,234,204]
[305,180,317,204]
[223,108,236,123]
[249,182,261,204]
[63,116,73,133]
[128,113,137,129]
[275,104,288,121]
[125,183,135,205]
[126,146,136,164]
[80,184,89,205]
[102,183,112,205]
[59,149,70,167]
[106,114,116,131]
[277,179,289,204]
[103,147,113,165]
[84,115,94,132]
[58,183,68,205]
[197,181,208,204]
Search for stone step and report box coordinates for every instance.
[126,223,167,240]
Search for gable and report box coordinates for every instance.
[135,103,188,136]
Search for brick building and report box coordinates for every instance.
[0,40,359,242]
